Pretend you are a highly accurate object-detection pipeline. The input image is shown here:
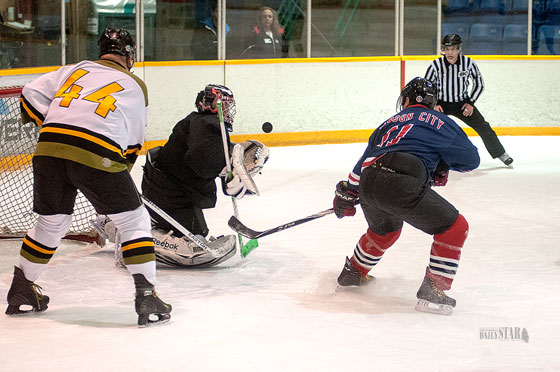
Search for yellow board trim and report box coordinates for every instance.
[140,127,560,152]
[3,55,560,74]
[3,127,560,166]
[0,154,33,171]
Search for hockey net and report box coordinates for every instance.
[0,86,98,241]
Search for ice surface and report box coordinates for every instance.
[1,136,559,372]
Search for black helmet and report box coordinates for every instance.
[396,77,437,112]
[442,34,462,48]
[98,28,136,64]
[195,84,236,131]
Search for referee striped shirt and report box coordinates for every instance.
[425,54,484,104]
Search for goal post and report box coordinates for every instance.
[0,85,98,241]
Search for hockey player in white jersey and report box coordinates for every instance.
[5,28,171,326]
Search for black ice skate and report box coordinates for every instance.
[133,274,172,327]
[498,152,514,166]
[337,257,374,287]
[415,274,456,316]
[5,266,50,315]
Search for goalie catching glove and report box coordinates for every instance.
[221,140,269,199]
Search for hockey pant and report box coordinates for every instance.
[19,206,157,285]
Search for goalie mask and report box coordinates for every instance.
[396,77,437,112]
[98,27,136,69]
[195,84,236,131]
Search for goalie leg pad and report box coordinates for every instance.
[153,229,236,267]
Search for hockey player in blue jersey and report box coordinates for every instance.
[333,77,480,315]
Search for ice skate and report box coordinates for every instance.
[5,266,50,315]
[133,274,172,327]
[498,152,513,166]
[113,231,126,268]
[337,257,374,287]
[415,275,456,315]
[90,215,118,246]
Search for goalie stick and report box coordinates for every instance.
[217,99,259,257]
[141,195,234,258]
[228,208,335,240]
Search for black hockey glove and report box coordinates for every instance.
[333,181,359,219]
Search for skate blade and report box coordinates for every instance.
[414,299,453,315]
[5,304,48,316]
[335,276,376,292]
[138,313,171,327]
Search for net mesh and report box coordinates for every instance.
[0,86,96,238]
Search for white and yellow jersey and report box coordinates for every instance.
[20,59,148,172]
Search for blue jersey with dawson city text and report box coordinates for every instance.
[347,105,480,189]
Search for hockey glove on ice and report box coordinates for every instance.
[333,181,359,218]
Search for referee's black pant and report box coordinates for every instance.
[439,101,505,158]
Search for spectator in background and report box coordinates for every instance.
[240,7,285,59]
[191,4,231,60]
[278,0,304,57]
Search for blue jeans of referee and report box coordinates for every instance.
[439,101,506,158]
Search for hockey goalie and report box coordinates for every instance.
[93,84,269,268]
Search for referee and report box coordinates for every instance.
[425,34,513,166]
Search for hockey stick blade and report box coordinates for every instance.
[228,208,334,239]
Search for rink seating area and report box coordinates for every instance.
[444,0,560,54]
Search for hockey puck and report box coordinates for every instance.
[262,122,273,133]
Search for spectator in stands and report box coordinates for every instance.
[240,7,285,58]
[279,0,304,57]
[191,3,231,60]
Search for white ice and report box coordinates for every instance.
[1,136,559,372]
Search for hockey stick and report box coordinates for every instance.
[141,195,233,258]
[228,208,335,240]
[217,99,259,258]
